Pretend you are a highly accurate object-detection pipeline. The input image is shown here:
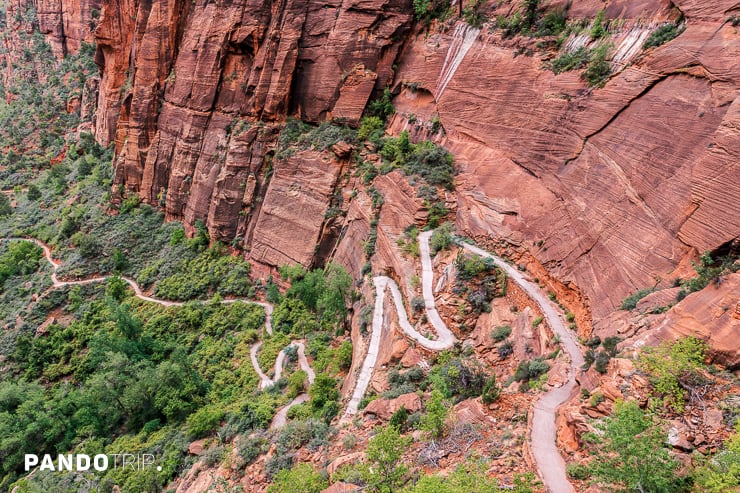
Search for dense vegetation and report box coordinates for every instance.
[551,43,612,87]
[583,400,691,492]
[452,251,507,321]
[378,130,455,190]
[0,241,42,288]
[638,337,709,413]
[3,283,269,490]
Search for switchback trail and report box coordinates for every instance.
[343,232,583,492]
[458,241,583,493]
[8,233,584,481]
[343,231,458,418]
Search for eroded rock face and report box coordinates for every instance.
[391,8,739,326]
[249,150,343,268]
[634,273,740,368]
[92,0,412,262]
[17,0,734,330]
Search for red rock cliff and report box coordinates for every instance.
[10,0,736,326]
[94,0,411,249]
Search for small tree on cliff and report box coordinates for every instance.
[364,424,412,493]
[587,400,687,492]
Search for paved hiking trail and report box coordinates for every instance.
[343,232,583,492]
[8,233,583,488]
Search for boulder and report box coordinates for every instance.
[363,393,422,420]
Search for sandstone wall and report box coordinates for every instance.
[390,3,739,322]
[7,0,736,326]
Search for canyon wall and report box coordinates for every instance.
[388,0,739,324]
[5,0,738,326]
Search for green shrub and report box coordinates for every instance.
[693,424,740,492]
[532,316,543,327]
[26,184,41,201]
[201,445,225,467]
[621,287,654,310]
[336,340,353,371]
[430,222,454,253]
[186,406,224,439]
[154,244,252,300]
[514,358,550,383]
[265,453,295,479]
[637,337,709,412]
[551,46,589,74]
[0,241,43,287]
[358,116,384,140]
[497,340,513,358]
[482,375,501,404]
[367,87,395,121]
[413,0,451,25]
[379,131,455,189]
[643,22,684,49]
[309,375,339,421]
[582,43,611,87]
[491,325,512,342]
[589,391,604,407]
[69,232,100,258]
[602,336,621,357]
[267,463,328,493]
[536,8,567,36]
[682,251,737,294]
[420,389,449,438]
[0,194,13,217]
[590,9,607,39]
[566,462,591,480]
[456,253,491,279]
[238,435,268,465]
[389,406,409,430]
[287,370,308,399]
[463,0,487,28]
[588,401,685,491]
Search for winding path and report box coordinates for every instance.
[8,231,584,486]
[458,241,583,493]
[343,232,583,492]
[1,237,311,429]
[343,231,458,418]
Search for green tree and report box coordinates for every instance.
[273,298,318,336]
[267,463,327,493]
[588,400,685,492]
[364,424,412,493]
[0,193,11,217]
[0,241,43,287]
[114,303,143,341]
[420,389,449,439]
[481,374,501,404]
[316,263,352,329]
[694,424,740,492]
[26,184,41,201]
[113,248,128,272]
[637,337,709,412]
[335,340,353,370]
[105,275,129,302]
[309,374,339,420]
[430,222,454,254]
[405,460,498,492]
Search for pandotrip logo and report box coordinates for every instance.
[24,454,162,472]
